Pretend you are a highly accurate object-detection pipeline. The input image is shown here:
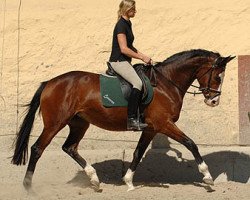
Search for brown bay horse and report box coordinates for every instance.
[12,49,235,191]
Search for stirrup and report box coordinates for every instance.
[127,118,148,131]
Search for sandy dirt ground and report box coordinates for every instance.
[1,180,250,200]
[0,144,249,200]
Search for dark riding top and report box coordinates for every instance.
[109,17,137,63]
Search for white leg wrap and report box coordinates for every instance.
[123,169,135,191]
[198,162,214,185]
[84,164,100,190]
[23,171,33,190]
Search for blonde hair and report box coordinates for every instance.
[117,0,136,20]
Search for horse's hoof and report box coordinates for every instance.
[203,177,214,185]
[91,180,99,186]
[91,179,102,192]
[23,178,32,190]
[93,186,103,193]
[127,186,135,192]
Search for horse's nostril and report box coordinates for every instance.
[212,100,217,104]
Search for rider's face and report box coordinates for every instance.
[127,6,136,18]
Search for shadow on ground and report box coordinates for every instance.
[67,150,250,187]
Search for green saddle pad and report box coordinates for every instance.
[100,74,153,107]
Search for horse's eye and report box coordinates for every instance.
[215,77,221,82]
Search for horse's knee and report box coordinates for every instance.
[62,144,71,154]
[62,144,78,157]
[62,145,68,153]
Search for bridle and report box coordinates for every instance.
[194,58,222,99]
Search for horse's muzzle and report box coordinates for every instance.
[204,97,220,107]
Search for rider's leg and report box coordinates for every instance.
[110,61,148,130]
[127,87,148,130]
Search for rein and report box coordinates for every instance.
[147,58,221,97]
[187,85,203,96]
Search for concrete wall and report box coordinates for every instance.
[238,56,250,145]
[0,0,250,149]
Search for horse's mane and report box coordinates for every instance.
[161,49,220,65]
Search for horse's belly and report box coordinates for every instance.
[77,107,128,131]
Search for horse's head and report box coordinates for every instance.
[196,55,235,107]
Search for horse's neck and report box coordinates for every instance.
[159,61,200,94]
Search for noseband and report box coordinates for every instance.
[195,58,222,99]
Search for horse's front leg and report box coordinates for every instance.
[124,130,155,191]
[162,122,214,185]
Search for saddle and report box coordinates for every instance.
[105,62,151,101]
[100,62,153,108]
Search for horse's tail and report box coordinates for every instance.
[12,82,47,165]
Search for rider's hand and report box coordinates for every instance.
[149,58,154,65]
[141,55,152,64]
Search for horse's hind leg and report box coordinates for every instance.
[62,115,101,192]
[23,125,65,189]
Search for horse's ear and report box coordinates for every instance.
[225,55,236,63]
[216,55,236,67]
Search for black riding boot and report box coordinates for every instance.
[127,88,148,131]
